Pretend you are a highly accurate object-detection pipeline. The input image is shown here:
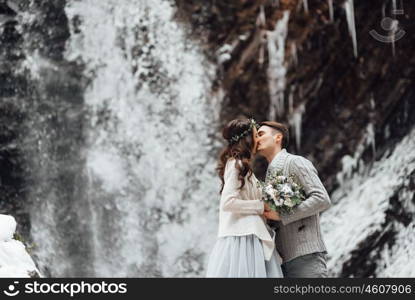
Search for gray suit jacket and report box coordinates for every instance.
[266,149,331,263]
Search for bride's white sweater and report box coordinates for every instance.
[0,214,41,277]
[217,158,281,262]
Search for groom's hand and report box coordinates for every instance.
[263,210,281,221]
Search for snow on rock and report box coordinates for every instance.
[322,127,415,277]
[0,215,41,278]
[0,215,16,242]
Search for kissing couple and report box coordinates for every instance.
[206,118,332,278]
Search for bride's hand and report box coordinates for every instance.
[263,210,281,221]
[264,202,271,212]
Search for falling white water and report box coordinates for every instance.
[343,0,358,58]
[28,0,221,277]
[266,10,290,119]
[322,127,415,277]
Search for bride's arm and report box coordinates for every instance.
[220,160,265,215]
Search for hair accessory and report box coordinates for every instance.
[228,118,260,145]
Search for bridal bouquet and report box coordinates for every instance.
[257,170,306,214]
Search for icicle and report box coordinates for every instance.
[367,94,377,158]
[257,5,266,27]
[370,94,376,110]
[288,87,294,115]
[266,10,290,119]
[289,103,306,150]
[257,5,266,65]
[390,0,404,57]
[303,0,309,14]
[343,0,358,58]
[258,42,265,65]
[291,42,298,67]
[384,124,391,139]
[391,18,399,57]
[328,0,334,22]
[367,122,376,158]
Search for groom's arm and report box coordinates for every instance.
[279,156,331,226]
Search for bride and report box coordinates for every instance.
[205,118,283,277]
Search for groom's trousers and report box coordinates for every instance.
[281,251,328,278]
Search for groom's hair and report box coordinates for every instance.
[259,121,289,148]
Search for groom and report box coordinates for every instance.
[256,121,331,278]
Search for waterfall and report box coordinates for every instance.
[26,0,221,277]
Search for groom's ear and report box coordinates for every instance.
[274,133,282,144]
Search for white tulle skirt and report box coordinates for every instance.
[205,234,284,278]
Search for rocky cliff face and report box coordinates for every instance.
[176,0,415,277]
[1,0,414,277]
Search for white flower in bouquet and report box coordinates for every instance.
[280,183,294,196]
[277,175,286,182]
[264,184,276,200]
[283,197,295,207]
[264,184,274,196]
[274,197,284,207]
[264,185,284,207]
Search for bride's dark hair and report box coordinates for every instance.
[217,119,255,194]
